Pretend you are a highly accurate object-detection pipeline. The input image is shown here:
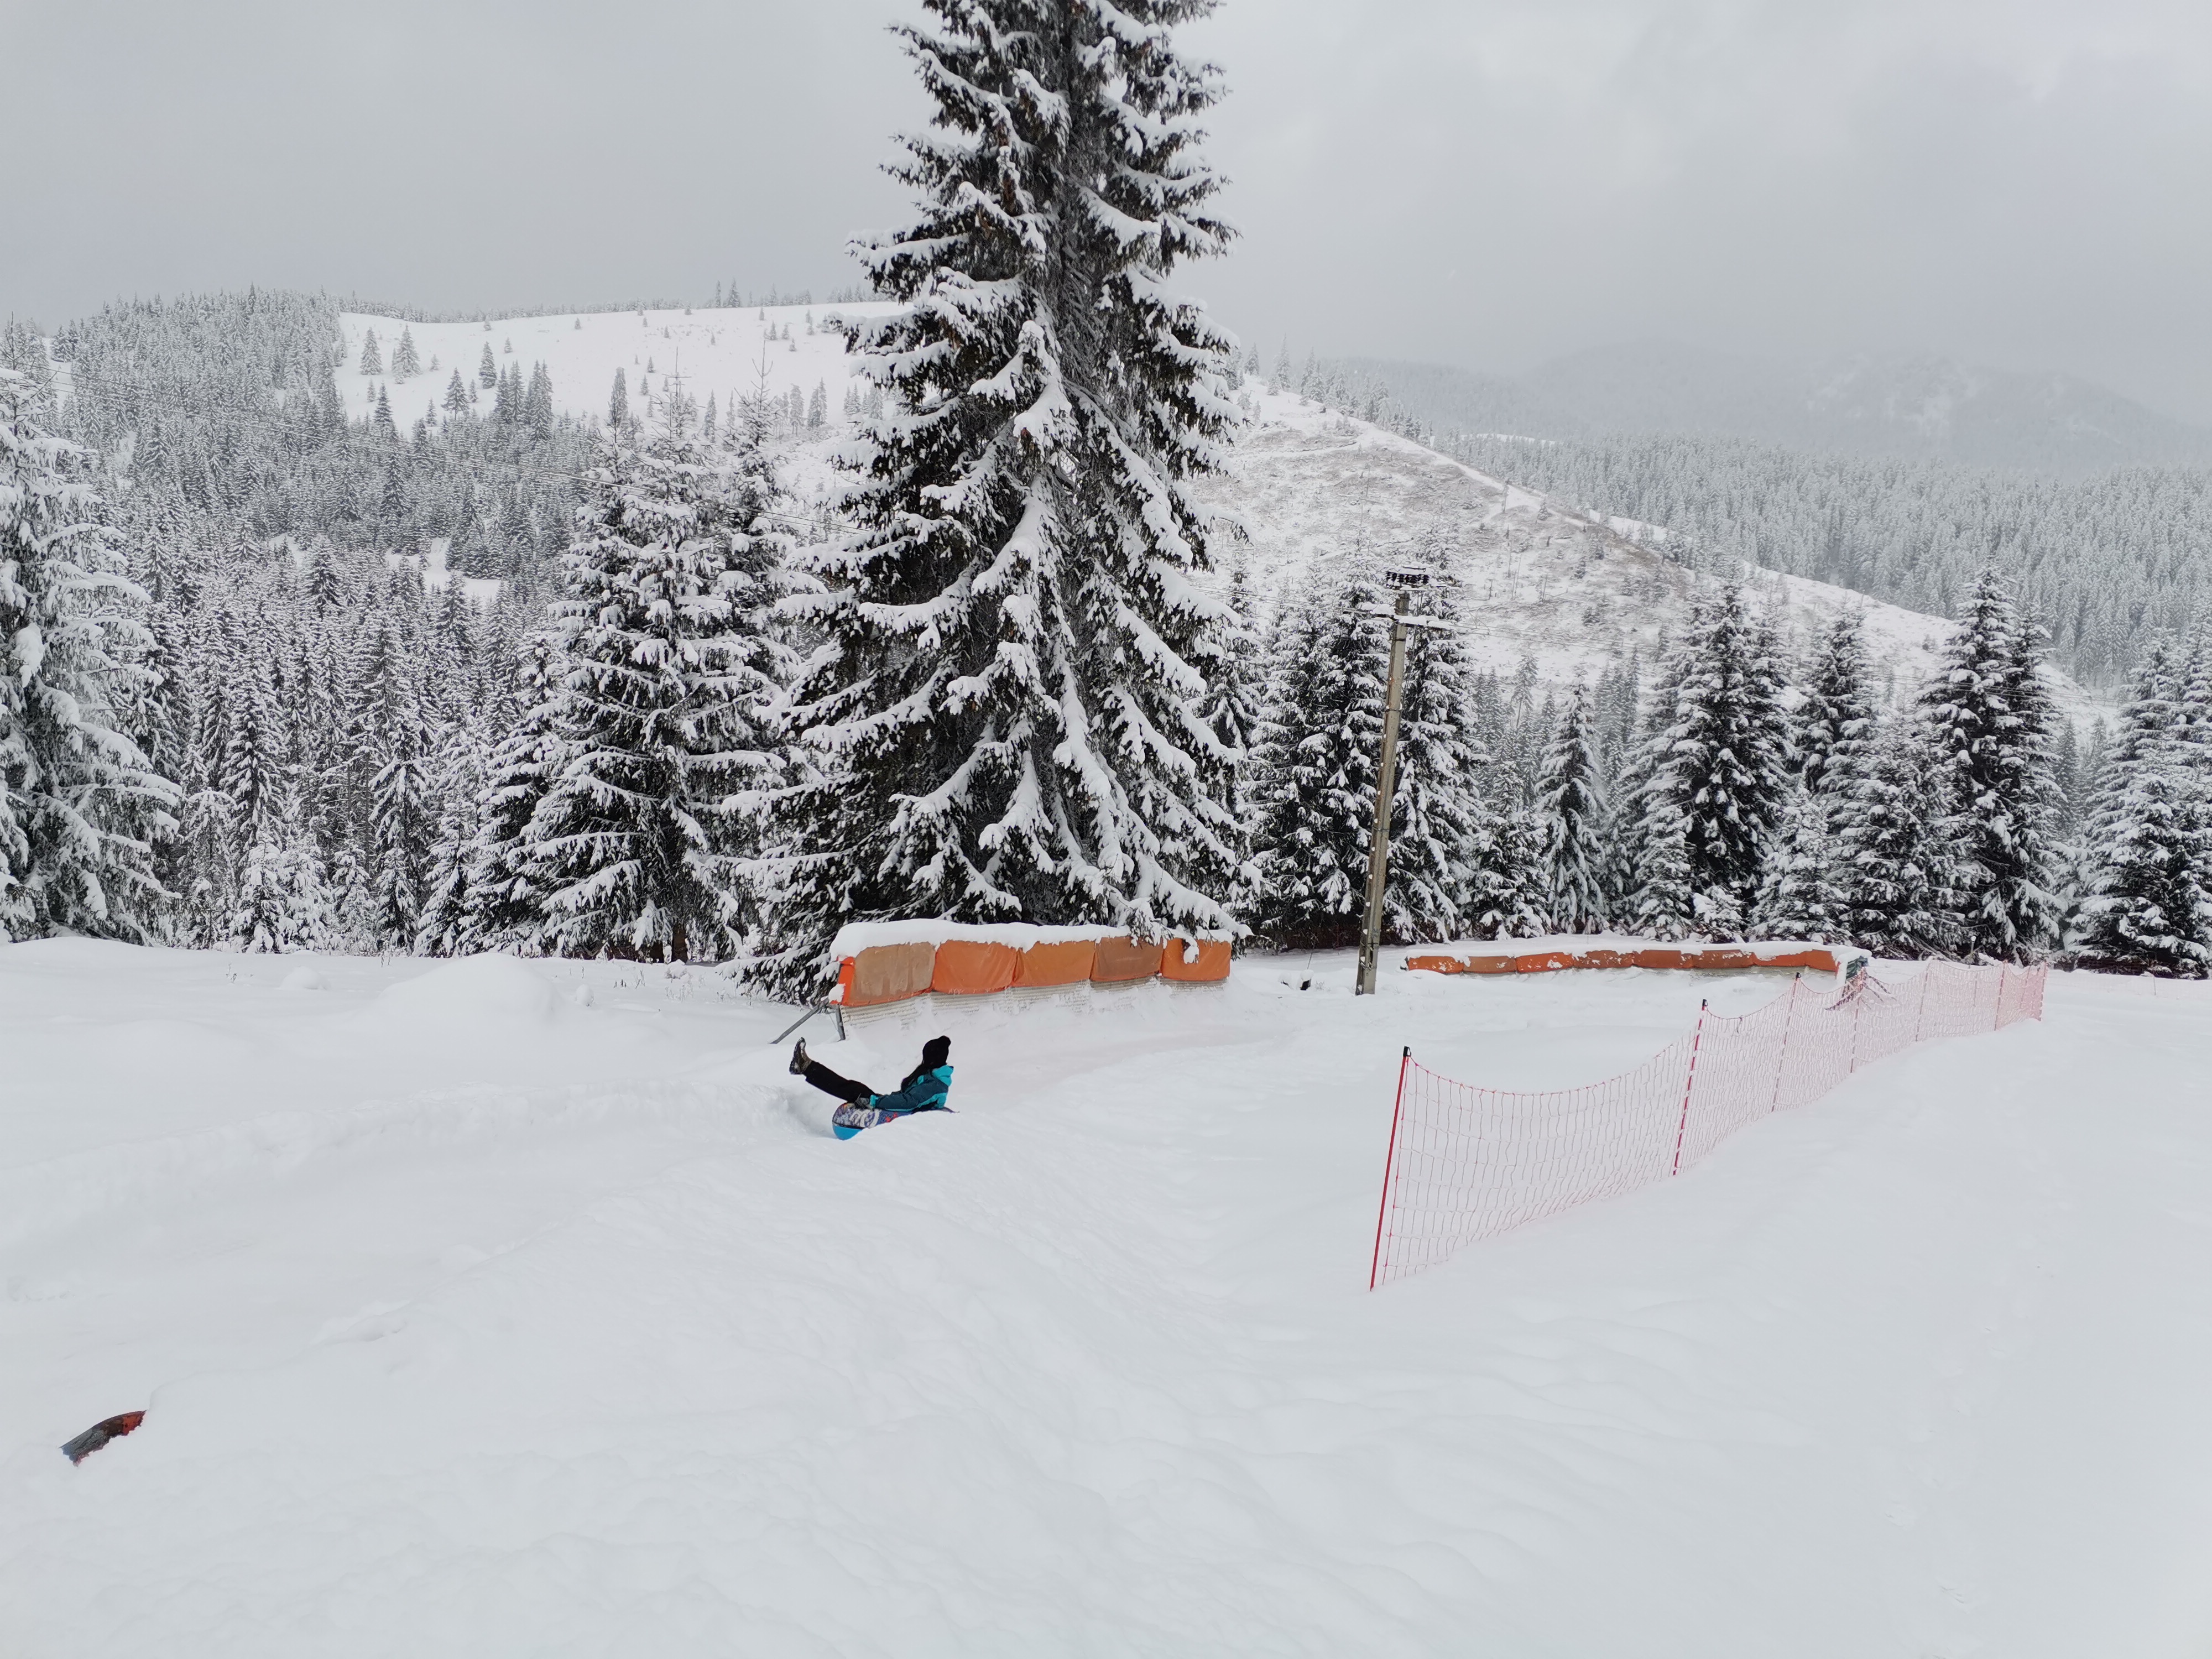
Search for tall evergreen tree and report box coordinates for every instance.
[390,327,420,381]
[1242,562,1387,948]
[524,396,789,960]
[358,329,382,376]
[478,343,498,389]
[1635,587,1792,937]
[1798,611,1876,799]
[751,0,1241,995]
[2072,639,2212,975]
[462,634,566,952]
[1919,570,2059,961]
[1533,686,1608,932]
[1833,713,1954,958]
[1,369,176,940]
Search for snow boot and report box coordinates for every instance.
[789,1038,810,1075]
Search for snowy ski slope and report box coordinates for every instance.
[4,941,2209,1655]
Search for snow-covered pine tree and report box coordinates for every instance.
[229,778,335,954]
[461,635,565,951]
[806,380,827,429]
[1241,561,1389,948]
[1798,611,1876,799]
[391,327,420,381]
[415,718,489,955]
[752,0,1242,995]
[2070,638,2211,975]
[524,393,790,960]
[359,329,382,376]
[1,368,176,940]
[442,370,469,415]
[1533,685,1608,932]
[1385,572,1498,942]
[1195,559,1266,855]
[1918,570,2059,961]
[607,369,628,432]
[2071,768,2211,977]
[1636,587,1792,938]
[1833,712,1954,958]
[1750,780,1845,940]
[478,343,498,389]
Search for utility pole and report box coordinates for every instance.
[1357,579,1421,996]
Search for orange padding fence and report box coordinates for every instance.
[1369,961,2049,1288]
[833,935,1232,1009]
[1405,942,1861,976]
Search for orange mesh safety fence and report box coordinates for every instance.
[930,940,1020,996]
[1369,962,2048,1288]
[1013,941,1099,987]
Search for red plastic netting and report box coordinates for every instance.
[1369,962,2048,1287]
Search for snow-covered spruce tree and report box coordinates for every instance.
[414,718,489,956]
[229,779,335,954]
[1,368,176,940]
[1635,587,1792,938]
[2070,640,2211,975]
[1833,712,1954,958]
[1378,572,1495,943]
[1241,562,1389,948]
[359,329,382,377]
[2072,768,2211,976]
[460,635,565,951]
[1532,686,1608,932]
[524,394,790,961]
[1750,780,1845,941]
[751,0,1241,995]
[1798,611,1877,800]
[390,327,420,382]
[1918,571,2059,961]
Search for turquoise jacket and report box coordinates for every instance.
[870,1064,952,1116]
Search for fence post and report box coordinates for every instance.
[1850,986,1863,1072]
[1771,974,1798,1112]
[1369,1047,1413,1291]
[1672,1001,1708,1176]
[1994,963,2007,1030]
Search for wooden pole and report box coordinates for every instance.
[1357,591,1412,997]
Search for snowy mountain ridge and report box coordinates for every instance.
[335,305,2107,725]
[1199,379,2112,725]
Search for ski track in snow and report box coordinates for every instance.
[4,941,2210,1655]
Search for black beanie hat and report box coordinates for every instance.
[922,1035,951,1069]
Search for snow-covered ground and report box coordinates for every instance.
[5,941,2209,1656]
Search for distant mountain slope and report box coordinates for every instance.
[1196,382,2110,725]
[1333,342,2212,477]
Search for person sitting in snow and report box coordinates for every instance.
[790,1035,953,1134]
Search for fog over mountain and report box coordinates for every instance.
[1332,343,2212,477]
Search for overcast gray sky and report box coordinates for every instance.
[11,0,2212,419]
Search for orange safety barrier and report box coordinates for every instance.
[1405,942,1861,977]
[1014,940,1098,988]
[1160,939,1232,983]
[845,941,936,1007]
[1514,951,1576,973]
[930,940,1020,995]
[1092,936,1162,983]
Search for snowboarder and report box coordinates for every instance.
[790,1035,953,1138]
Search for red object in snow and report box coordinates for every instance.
[61,1411,145,1465]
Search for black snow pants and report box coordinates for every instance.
[799,1058,876,1106]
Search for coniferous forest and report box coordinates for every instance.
[6,3,2212,980]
